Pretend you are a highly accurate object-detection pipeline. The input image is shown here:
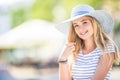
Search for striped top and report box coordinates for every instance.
[72,42,115,80]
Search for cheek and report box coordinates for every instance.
[87,23,93,31]
[89,27,94,34]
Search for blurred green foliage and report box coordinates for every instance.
[10,0,104,28]
[30,0,57,21]
[11,8,27,28]
[61,0,103,10]
[114,22,120,34]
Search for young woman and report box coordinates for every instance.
[56,4,120,80]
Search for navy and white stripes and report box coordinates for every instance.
[72,43,115,80]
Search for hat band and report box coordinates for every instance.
[71,11,89,17]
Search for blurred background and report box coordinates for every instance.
[0,0,120,80]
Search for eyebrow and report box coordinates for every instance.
[72,19,88,25]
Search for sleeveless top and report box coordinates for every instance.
[72,43,115,80]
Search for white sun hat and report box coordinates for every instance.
[55,4,114,34]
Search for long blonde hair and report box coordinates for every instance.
[68,16,120,64]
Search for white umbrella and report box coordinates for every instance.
[0,19,65,49]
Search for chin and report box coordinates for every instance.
[79,36,89,40]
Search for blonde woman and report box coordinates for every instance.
[56,4,120,80]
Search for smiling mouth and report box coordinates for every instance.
[80,31,88,35]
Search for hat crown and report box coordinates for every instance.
[71,4,95,18]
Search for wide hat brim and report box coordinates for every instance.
[55,10,114,35]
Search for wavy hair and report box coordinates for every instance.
[68,16,120,64]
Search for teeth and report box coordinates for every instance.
[81,31,88,35]
[81,32,86,35]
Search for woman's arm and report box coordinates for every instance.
[58,42,75,80]
[59,63,72,80]
[92,53,115,80]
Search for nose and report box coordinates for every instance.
[75,24,86,33]
[77,24,84,29]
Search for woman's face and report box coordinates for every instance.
[72,16,93,40]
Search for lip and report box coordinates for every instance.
[80,30,88,35]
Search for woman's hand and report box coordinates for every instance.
[59,42,75,61]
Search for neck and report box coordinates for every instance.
[84,38,96,51]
